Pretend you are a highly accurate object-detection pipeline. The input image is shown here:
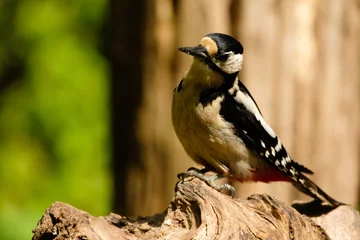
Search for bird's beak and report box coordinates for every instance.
[178,45,208,59]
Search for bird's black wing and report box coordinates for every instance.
[219,79,346,206]
[219,79,313,175]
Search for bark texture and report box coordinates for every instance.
[32,178,360,240]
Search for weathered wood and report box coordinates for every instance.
[32,178,360,240]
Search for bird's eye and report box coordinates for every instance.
[216,53,229,62]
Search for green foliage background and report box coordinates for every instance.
[0,1,111,239]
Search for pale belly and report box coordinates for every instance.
[172,93,264,180]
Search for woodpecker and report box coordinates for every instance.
[172,33,343,207]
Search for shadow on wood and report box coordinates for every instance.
[32,178,360,240]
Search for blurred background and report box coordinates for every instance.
[0,0,359,239]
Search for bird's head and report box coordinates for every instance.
[178,33,244,75]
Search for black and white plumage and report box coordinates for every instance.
[172,33,343,206]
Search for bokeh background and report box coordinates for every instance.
[0,0,359,239]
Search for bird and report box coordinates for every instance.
[172,32,343,207]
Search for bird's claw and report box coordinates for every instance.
[177,168,236,198]
[217,183,236,198]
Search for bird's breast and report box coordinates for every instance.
[172,87,265,179]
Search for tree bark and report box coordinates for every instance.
[109,0,148,216]
[234,0,359,205]
[32,178,360,240]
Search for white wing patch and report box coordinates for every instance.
[271,147,276,156]
[275,139,282,151]
[232,84,276,138]
[257,115,276,138]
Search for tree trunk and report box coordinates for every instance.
[109,0,148,216]
[234,0,359,205]
[32,179,360,240]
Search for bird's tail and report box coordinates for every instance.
[292,173,345,207]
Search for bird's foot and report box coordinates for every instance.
[177,168,236,197]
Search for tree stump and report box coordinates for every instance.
[32,178,360,240]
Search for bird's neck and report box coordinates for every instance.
[184,59,238,90]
